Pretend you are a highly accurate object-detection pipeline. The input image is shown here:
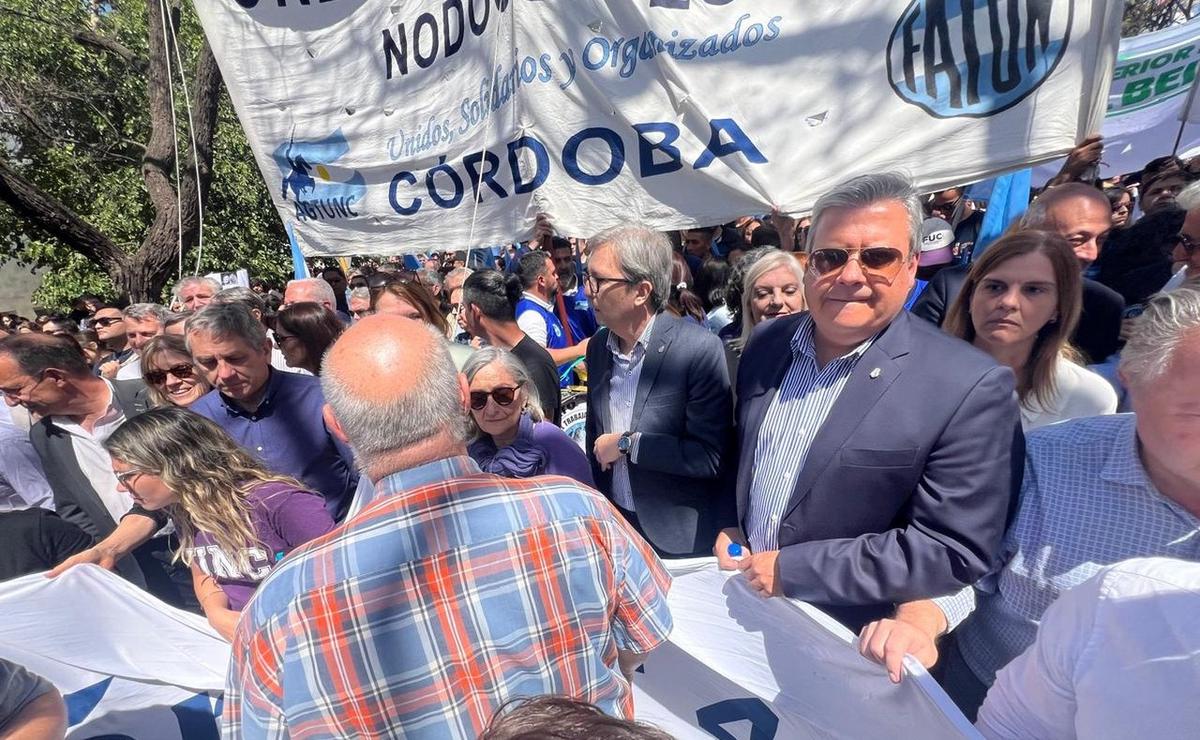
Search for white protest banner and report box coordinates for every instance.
[0,566,227,739]
[634,559,977,739]
[0,562,972,739]
[1030,17,1200,181]
[1099,17,1200,175]
[193,0,1122,256]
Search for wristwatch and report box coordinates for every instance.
[617,431,633,456]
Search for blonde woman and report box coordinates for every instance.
[139,334,211,408]
[725,249,807,381]
[730,249,807,353]
[104,406,334,640]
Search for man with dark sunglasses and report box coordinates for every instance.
[90,306,132,379]
[719,172,1022,634]
[1161,181,1200,293]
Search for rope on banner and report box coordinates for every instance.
[465,0,514,252]
[163,0,206,275]
[157,0,184,280]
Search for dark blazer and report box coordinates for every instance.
[910,264,1125,363]
[734,311,1023,629]
[28,379,157,585]
[586,312,733,556]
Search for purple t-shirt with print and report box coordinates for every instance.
[188,480,334,610]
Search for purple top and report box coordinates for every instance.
[188,480,335,610]
[469,414,595,488]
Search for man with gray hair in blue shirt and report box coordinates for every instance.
[860,286,1200,719]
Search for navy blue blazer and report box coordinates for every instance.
[586,312,733,556]
[734,310,1023,628]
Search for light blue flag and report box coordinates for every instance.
[971,168,1032,258]
[287,223,309,280]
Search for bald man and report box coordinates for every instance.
[223,316,674,740]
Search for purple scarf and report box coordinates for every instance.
[468,413,548,479]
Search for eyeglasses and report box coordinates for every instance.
[584,272,635,294]
[0,370,49,399]
[92,317,124,327]
[469,384,523,411]
[1173,232,1200,254]
[808,246,908,279]
[273,332,299,347]
[115,468,149,487]
[143,363,194,386]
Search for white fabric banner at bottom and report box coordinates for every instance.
[0,562,975,738]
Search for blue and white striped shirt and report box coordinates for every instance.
[745,315,875,552]
[604,315,656,511]
[940,413,1200,686]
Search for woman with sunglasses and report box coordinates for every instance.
[944,230,1116,430]
[464,347,593,486]
[104,406,335,641]
[139,335,212,407]
[273,302,344,376]
[372,279,473,368]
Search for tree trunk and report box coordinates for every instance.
[0,0,224,304]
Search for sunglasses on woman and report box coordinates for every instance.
[143,363,194,386]
[469,384,523,411]
[808,246,907,278]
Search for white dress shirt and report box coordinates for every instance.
[978,557,1200,740]
[604,315,654,511]
[516,292,554,347]
[49,381,132,524]
[115,354,142,380]
[0,404,54,512]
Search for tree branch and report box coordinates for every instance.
[0,156,126,270]
[0,5,146,70]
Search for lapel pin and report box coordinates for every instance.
[869,367,881,379]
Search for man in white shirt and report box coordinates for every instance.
[0,333,187,605]
[977,557,1200,740]
[857,286,1200,717]
[115,303,168,380]
[0,403,54,512]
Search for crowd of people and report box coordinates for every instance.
[1,137,1199,739]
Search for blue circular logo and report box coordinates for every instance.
[887,0,1073,118]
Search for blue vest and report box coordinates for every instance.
[516,297,568,349]
[562,289,599,341]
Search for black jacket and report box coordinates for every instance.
[27,379,166,586]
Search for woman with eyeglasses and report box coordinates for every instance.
[104,406,335,641]
[139,335,212,407]
[464,347,593,486]
[373,279,474,368]
[944,230,1117,430]
[273,302,344,376]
